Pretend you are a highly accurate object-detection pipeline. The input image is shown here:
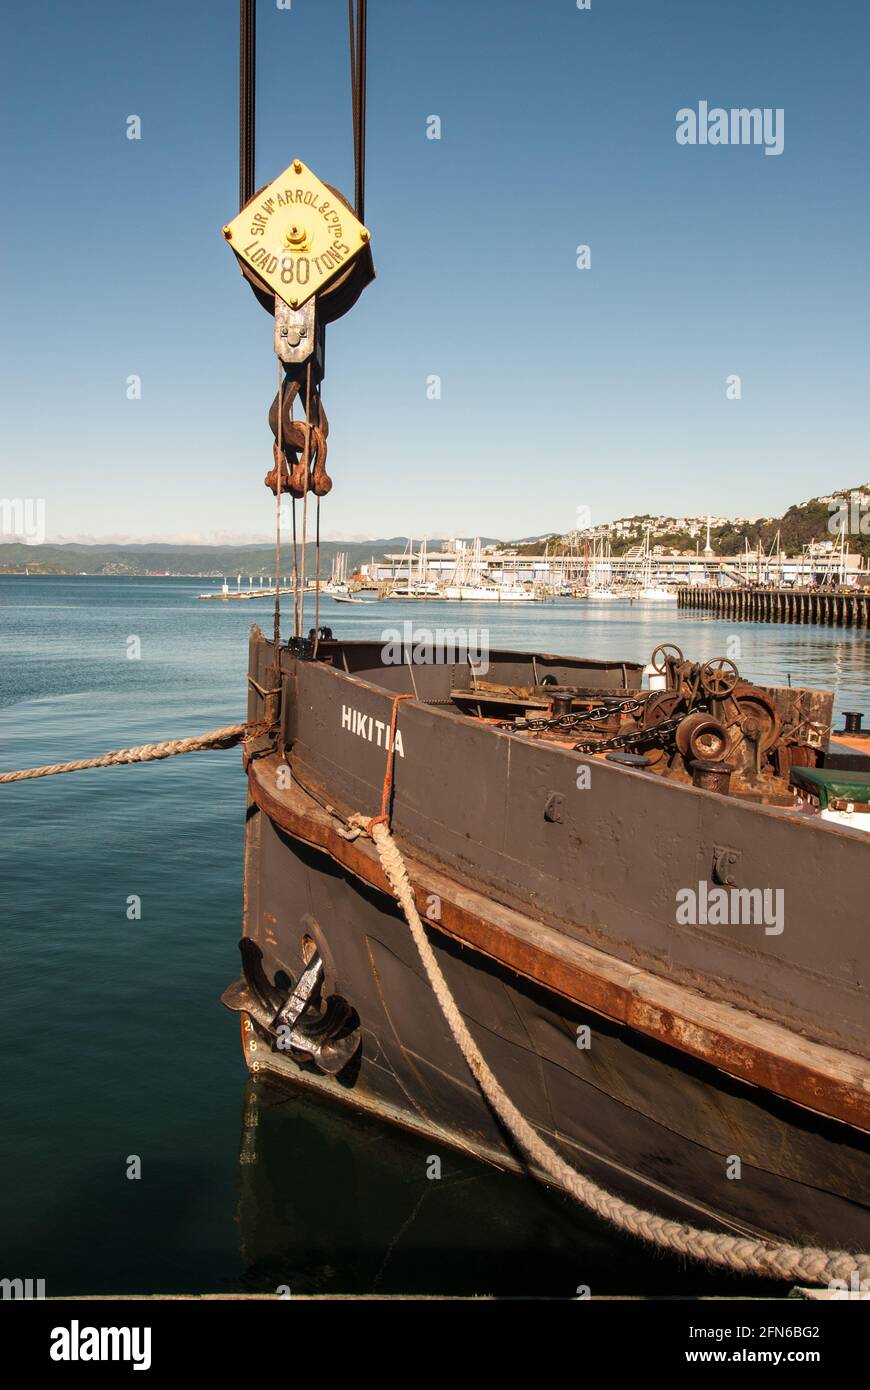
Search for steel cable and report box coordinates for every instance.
[239,1,256,208]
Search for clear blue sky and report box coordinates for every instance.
[2,0,868,543]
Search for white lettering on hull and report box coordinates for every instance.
[340,705,404,757]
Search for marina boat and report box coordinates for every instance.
[637,526,677,601]
[323,552,374,603]
[384,536,420,598]
[637,585,677,602]
[322,552,351,597]
[440,538,538,601]
[493,584,537,602]
[384,537,444,598]
[585,537,618,598]
[219,6,869,1278]
[442,582,537,602]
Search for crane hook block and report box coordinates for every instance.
[221,157,373,313]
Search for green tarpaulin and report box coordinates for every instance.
[790,766,870,808]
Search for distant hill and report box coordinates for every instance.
[2,491,867,573]
[0,537,499,577]
[0,538,399,577]
[505,486,870,562]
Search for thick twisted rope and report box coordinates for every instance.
[358,814,870,1288]
[0,723,253,784]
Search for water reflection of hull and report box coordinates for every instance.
[235,1077,758,1296]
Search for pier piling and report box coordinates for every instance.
[676,586,869,626]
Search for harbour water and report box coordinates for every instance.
[1,576,867,1297]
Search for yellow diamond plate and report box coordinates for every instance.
[221,158,369,308]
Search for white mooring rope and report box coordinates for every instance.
[0,723,251,784]
[357,814,870,1288]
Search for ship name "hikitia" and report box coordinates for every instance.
[341,705,405,757]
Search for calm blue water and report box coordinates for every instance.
[1,576,867,1297]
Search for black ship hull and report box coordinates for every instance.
[224,629,870,1261]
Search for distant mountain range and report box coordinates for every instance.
[1,488,867,573]
[0,537,493,577]
[0,538,398,577]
